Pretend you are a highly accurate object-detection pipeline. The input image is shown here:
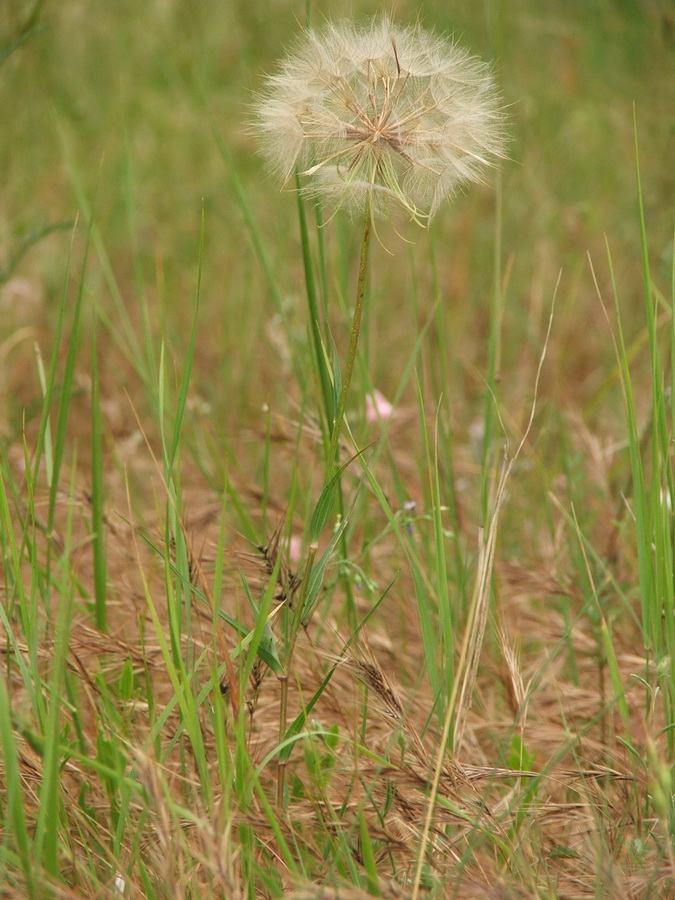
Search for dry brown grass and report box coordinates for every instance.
[2,399,671,898]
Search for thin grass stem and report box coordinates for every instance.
[327,205,372,474]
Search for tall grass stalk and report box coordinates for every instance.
[602,129,675,746]
[204,94,308,398]
[90,317,107,632]
[296,184,333,446]
[0,468,36,898]
[416,385,454,721]
[479,171,505,521]
[325,205,372,475]
[411,288,555,900]
[57,126,152,391]
[277,541,318,805]
[46,217,89,536]
[33,462,78,877]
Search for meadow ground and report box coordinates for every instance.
[1,1,675,898]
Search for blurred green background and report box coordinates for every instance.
[2,0,673,451]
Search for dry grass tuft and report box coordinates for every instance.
[1,410,672,898]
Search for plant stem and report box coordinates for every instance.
[297,179,333,445]
[324,207,372,627]
[327,207,372,473]
[277,542,318,807]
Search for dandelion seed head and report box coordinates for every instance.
[255,16,506,224]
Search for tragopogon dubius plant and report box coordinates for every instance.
[256,17,506,793]
[256,14,505,475]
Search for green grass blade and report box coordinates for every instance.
[34,462,78,875]
[47,217,90,533]
[166,206,204,475]
[296,179,333,439]
[0,672,35,898]
[90,317,107,632]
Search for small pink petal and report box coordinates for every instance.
[289,535,303,564]
[366,389,394,423]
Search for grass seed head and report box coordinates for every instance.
[255,15,506,224]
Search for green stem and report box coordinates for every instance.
[324,205,372,627]
[277,542,318,807]
[297,178,333,445]
[327,207,372,472]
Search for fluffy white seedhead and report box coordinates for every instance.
[255,16,506,224]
